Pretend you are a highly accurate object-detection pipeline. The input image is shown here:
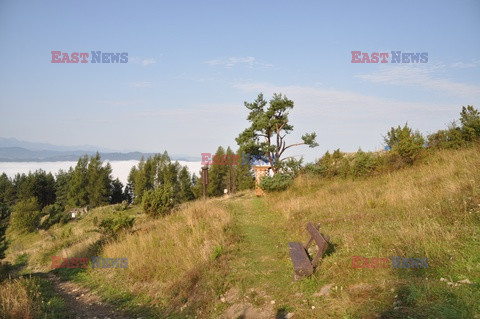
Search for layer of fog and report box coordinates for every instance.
[0,160,203,186]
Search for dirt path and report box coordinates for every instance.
[47,273,130,319]
[222,197,295,319]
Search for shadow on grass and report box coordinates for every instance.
[48,237,180,319]
[275,306,289,318]
[51,237,106,281]
[378,269,476,319]
[0,270,75,319]
[0,252,29,280]
[51,267,163,318]
[353,265,478,319]
[324,241,337,257]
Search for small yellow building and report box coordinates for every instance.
[253,165,271,196]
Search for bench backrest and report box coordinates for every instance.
[305,222,329,266]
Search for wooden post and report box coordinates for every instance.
[202,166,208,200]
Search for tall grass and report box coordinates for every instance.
[262,147,480,317]
[0,277,41,319]
[3,147,479,318]
[82,200,231,312]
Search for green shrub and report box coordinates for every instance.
[427,124,464,149]
[59,227,73,239]
[259,173,292,192]
[98,213,135,237]
[352,149,378,177]
[385,123,424,165]
[11,197,41,233]
[280,157,304,177]
[59,213,71,225]
[39,204,64,229]
[304,162,327,176]
[92,216,99,227]
[459,105,480,141]
[114,201,129,212]
[142,187,174,217]
[426,105,479,148]
[304,149,345,178]
[211,245,224,260]
[337,156,352,178]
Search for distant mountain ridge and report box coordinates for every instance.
[0,138,199,162]
[0,137,116,152]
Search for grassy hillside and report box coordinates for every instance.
[1,147,479,318]
[255,147,480,318]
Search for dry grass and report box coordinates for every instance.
[3,196,232,317]
[270,147,479,238]
[259,147,480,317]
[84,200,232,309]
[3,147,479,318]
[0,277,41,319]
[4,204,140,273]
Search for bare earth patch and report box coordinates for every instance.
[47,273,129,319]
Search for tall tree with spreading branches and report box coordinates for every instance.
[236,93,318,174]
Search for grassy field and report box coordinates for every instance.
[223,147,480,318]
[1,147,479,318]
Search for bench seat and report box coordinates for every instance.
[288,242,314,278]
[288,222,330,280]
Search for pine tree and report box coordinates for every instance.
[207,146,228,197]
[0,203,9,259]
[100,162,113,205]
[163,162,180,204]
[236,148,255,190]
[110,178,125,204]
[0,173,16,207]
[0,173,10,205]
[32,170,56,209]
[68,155,89,207]
[55,168,73,209]
[144,156,157,190]
[223,147,237,194]
[131,157,147,204]
[236,93,318,174]
[86,153,112,207]
[124,182,134,204]
[191,173,203,199]
[178,166,194,202]
[154,151,170,187]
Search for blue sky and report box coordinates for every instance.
[0,0,479,162]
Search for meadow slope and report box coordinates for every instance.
[2,147,479,318]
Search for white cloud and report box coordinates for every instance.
[231,81,464,154]
[232,81,454,116]
[450,60,480,69]
[141,58,156,66]
[204,56,272,68]
[355,65,480,100]
[130,57,157,66]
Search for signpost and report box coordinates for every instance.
[202,166,209,200]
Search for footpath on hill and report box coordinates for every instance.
[46,273,130,319]
[221,196,301,319]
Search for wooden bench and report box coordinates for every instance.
[288,222,330,280]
